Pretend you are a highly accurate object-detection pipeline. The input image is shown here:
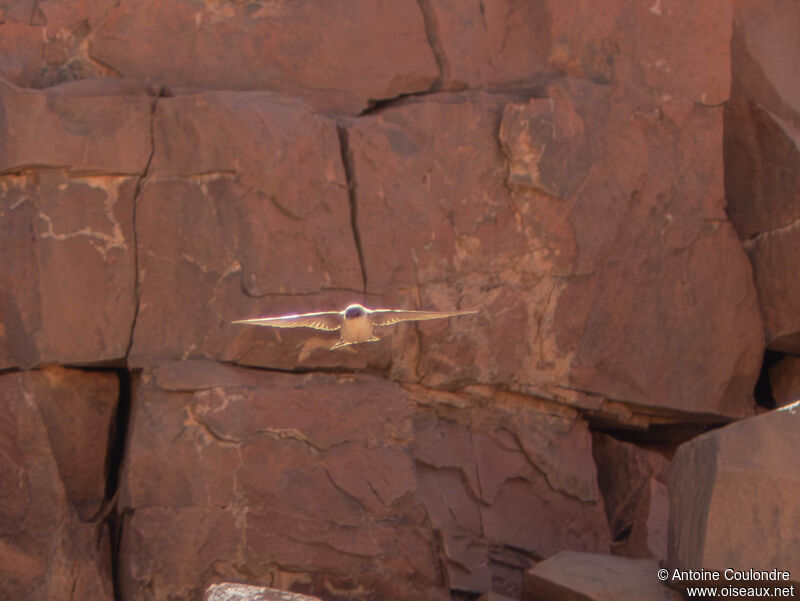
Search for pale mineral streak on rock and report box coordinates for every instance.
[204,582,323,601]
[36,174,130,259]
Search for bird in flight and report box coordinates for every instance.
[233,303,478,350]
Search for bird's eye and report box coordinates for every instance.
[345,307,362,319]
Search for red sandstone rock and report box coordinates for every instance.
[0,81,149,368]
[90,0,438,113]
[0,24,43,85]
[522,552,682,601]
[732,0,800,128]
[725,92,800,352]
[424,0,550,90]
[343,82,761,420]
[478,593,518,601]
[725,100,800,240]
[621,477,669,562]
[769,356,800,407]
[119,363,441,600]
[118,361,610,599]
[127,91,372,371]
[0,368,116,600]
[0,79,153,173]
[592,434,669,561]
[411,392,610,592]
[0,169,138,368]
[667,406,800,581]
[0,1,116,88]
[745,228,800,352]
[726,0,800,352]
[548,0,732,104]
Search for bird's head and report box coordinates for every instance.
[344,304,366,319]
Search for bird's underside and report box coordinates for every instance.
[232,305,478,350]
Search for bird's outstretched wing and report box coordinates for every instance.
[370,309,478,326]
[232,311,342,331]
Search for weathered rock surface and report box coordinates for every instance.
[0,0,115,88]
[409,385,610,595]
[127,91,369,371]
[0,80,149,369]
[0,1,791,599]
[205,582,323,601]
[2,0,733,109]
[743,218,800,353]
[343,82,761,421]
[522,552,681,601]
[548,0,732,104]
[592,434,669,561]
[89,0,438,113]
[0,367,117,600]
[668,405,800,580]
[725,92,800,352]
[769,356,800,407]
[726,0,800,352]
[118,361,609,600]
[477,593,518,601]
[731,0,800,128]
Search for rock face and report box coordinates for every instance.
[0,0,794,599]
[667,404,800,580]
[592,434,669,561]
[0,367,117,601]
[118,361,609,600]
[725,0,800,352]
[90,0,439,114]
[344,82,761,420]
[0,80,150,369]
[127,91,365,371]
[522,552,682,601]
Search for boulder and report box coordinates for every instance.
[667,405,800,580]
[522,552,682,601]
[90,0,438,113]
[117,361,610,600]
[0,368,117,600]
[769,356,800,407]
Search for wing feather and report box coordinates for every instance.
[232,311,342,331]
[370,309,478,327]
